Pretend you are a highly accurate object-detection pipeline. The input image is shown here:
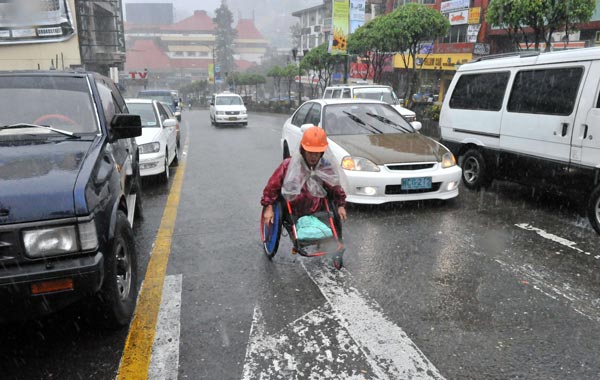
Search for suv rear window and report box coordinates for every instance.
[449,72,510,111]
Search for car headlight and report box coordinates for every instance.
[240,109,247,115]
[216,111,225,115]
[139,142,160,154]
[404,115,416,122]
[441,152,457,168]
[22,220,98,258]
[341,156,380,172]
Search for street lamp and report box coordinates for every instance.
[291,47,309,107]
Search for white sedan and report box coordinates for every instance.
[125,98,179,183]
[281,99,462,204]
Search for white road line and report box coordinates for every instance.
[304,262,445,380]
[515,223,598,259]
[149,274,182,380]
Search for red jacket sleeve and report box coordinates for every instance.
[325,183,347,208]
[260,159,291,206]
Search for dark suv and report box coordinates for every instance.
[0,71,142,327]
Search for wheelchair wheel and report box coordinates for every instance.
[260,203,282,259]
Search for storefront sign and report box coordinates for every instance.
[473,43,490,55]
[449,10,468,25]
[350,62,373,79]
[0,0,76,45]
[440,0,470,13]
[468,7,481,24]
[467,24,481,43]
[394,53,472,71]
[331,0,350,55]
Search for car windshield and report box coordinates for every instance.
[0,75,98,135]
[126,103,159,127]
[216,96,243,105]
[322,103,414,136]
[353,88,397,104]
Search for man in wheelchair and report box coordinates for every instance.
[261,126,347,229]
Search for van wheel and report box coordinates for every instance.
[460,149,492,190]
[588,186,600,235]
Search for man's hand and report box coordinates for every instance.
[263,205,274,225]
[338,206,347,222]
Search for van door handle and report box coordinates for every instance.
[582,124,588,139]
[562,123,569,137]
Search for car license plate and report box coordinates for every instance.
[402,177,432,190]
[229,117,237,121]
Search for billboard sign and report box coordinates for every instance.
[449,10,469,25]
[0,0,76,45]
[440,0,470,13]
[350,0,365,34]
[330,0,349,55]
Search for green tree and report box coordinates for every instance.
[282,64,298,105]
[213,1,237,79]
[301,43,337,97]
[389,3,449,107]
[267,65,284,100]
[487,0,595,52]
[347,13,397,84]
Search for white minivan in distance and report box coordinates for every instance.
[439,48,600,234]
[209,92,248,127]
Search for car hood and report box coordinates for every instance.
[0,140,91,224]
[329,133,446,165]
[215,105,246,112]
[136,127,162,146]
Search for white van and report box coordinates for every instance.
[439,48,600,234]
[323,84,417,122]
[209,92,248,126]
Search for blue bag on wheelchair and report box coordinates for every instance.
[296,215,333,241]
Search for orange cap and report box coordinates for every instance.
[301,126,328,152]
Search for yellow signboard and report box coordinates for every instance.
[331,0,349,55]
[393,53,473,71]
[468,7,481,24]
[208,63,214,83]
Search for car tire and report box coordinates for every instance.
[94,210,138,328]
[171,145,180,167]
[159,152,170,184]
[460,148,492,190]
[132,170,144,220]
[588,186,600,235]
[283,142,290,160]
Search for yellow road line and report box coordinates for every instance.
[118,165,187,378]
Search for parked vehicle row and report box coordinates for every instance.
[0,70,144,327]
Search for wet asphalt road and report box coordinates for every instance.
[1,109,599,380]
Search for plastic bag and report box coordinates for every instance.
[281,148,340,201]
[296,215,333,240]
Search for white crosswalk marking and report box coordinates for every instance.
[149,274,182,380]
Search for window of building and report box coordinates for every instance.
[442,25,469,43]
[507,67,583,115]
[449,72,510,111]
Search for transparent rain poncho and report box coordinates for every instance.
[281,149,341,201]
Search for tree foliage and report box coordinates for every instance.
[301,43,338,96]
[389,3,449,105]
[487,0,595,52]
[213,1,237,77]
[267,65,284,100]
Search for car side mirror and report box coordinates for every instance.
[111,114,142,140]
[410,121,422,131]
[210,101,214,106]
[300,123,316,132]
[163,118,177,128]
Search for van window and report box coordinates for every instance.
[353,87,395,103]
[449,72,509,111]
[507,67,583,116]
[323,89,333,99]
[332,89,342,98]
[342,89,351,98]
